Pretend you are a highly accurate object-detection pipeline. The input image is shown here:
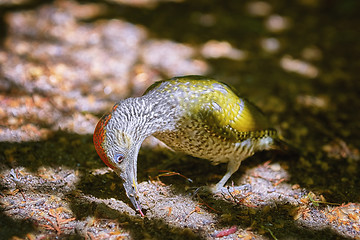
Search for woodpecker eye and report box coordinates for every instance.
[114,153,125,164]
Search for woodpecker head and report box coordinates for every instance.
[93,108,144,216]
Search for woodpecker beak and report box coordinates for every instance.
[122,177,145,217]
[115,159,145,217]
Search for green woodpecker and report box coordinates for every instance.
[93,75,281,216]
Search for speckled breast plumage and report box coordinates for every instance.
[144,76,278,164]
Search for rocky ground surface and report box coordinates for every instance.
[0,0,359,239]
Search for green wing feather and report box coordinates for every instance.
[144,76,272,140]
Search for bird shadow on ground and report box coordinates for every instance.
[0,132,356,239]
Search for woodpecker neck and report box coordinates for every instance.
[108,95,179,142]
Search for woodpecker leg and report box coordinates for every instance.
[214,159,242,192]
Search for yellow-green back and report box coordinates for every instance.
[145,76,271,142]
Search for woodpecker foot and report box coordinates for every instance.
[191,186,212,197]
[215,184,252,194]
[192,184,252,196]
